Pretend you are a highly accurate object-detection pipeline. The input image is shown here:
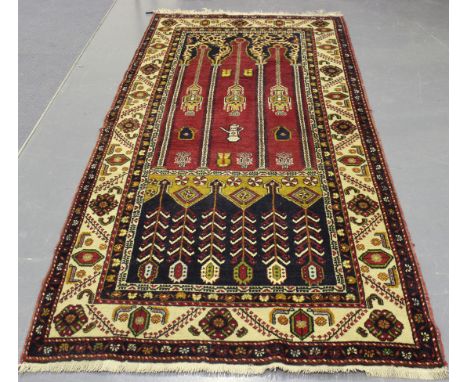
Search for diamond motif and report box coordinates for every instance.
[173,186,203,205]
[360,250,393,268]
[338,155,365,166]
[128,307,150,337]
[348,194,379,217]
[199,308,238,340]
[290,309,314,340]
[72,250,103,267]
[106,154,130,166]
[288,187,320,206]
[229,187,260,206]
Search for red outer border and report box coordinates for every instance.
[19,13,159,363]
[339,16,447,365]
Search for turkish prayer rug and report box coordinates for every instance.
[20,10,447,379]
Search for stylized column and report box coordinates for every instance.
[223,39,246,116]
[156,64,186,167]
[268,45,292,116]
[200,64,219,168]
[257,63,266,169]
[292,64,313,170]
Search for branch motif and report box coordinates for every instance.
[230,210,257,285]
[137,180,170,283]
[293,209,325,285]
[166,207,197,283]
[261,181,290,285]
[198,181,227,284]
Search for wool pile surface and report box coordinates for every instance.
[20,10,447,379]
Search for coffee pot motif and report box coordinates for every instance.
[220,124,244,142]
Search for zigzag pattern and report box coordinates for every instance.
[293,210,325,264]
[137,207,170,263]
[167,209,197,261]
[230,210,257,264]
[293,209,325,284]
[198,208,227,264]
[261,210,290,265]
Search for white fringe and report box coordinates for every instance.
[19,360,448,379]
[149,8,343,17]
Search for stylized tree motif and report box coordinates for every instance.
[230,210,257,285]
[198,181,227,284]
[166,207,197,283]
[293,208,325,285]
[137,180,170,283]
[261,181,290,285]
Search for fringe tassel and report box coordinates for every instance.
[19,361,448,379]
[149,8,343,17]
